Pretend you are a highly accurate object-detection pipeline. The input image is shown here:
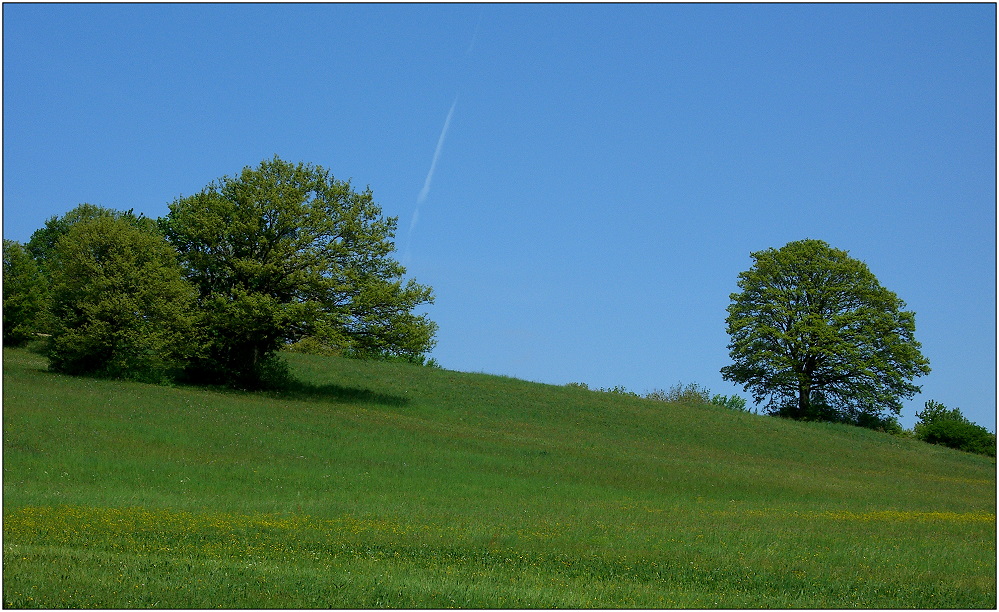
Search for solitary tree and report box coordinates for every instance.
[721,239,930,426]
[161,156,437,387]
[47,216,198,383]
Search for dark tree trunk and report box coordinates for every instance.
[797,375,812,419]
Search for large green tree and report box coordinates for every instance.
[161,156,437,386]
[721,239,930,425]
[17,204,150,339]
[47,215,198,383]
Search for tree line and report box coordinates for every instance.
[3,156,437,388]
[3,162,992,455]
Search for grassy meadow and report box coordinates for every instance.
[3,346,995,608]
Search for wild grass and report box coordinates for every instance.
[3,347,995,608]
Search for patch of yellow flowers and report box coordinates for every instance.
[726,508,995,523]
[3,505,446,562]
[817,509,995,523]
[4,504,993,563]
[3,505,434,536]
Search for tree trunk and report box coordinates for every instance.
[797,381,811,419]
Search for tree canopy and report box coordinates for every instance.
[27,203,144,278]
[161,156,437,386]
[721,239,930,427]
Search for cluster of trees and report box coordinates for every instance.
[6,182,992,455]
[3,156,437,388]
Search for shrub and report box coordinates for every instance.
[914,400,995,457]
[918,419,996,457]
[710,393,752,412]
[646,383,712,406]
[915,399,965,425]
[598,385,640,397]
[845,409,906,434]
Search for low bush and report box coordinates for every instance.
[646,382,712,406]
[598,385,640,397]
[914,400,995,457]
[918,420,996,457]
[710,393,751,412]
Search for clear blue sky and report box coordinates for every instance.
[4,3,995,430]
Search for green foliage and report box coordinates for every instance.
[721,239,931,428]
[710,393,751,412]
[916,399,966,425]
[341,346,441,367]
[161,156,437,388]
[598,384,640,397]
[45,216,198,383]
[769,392,907,433]
[20,204,157,341]
[846,410,906,435]
[915,400,996,457]
[27,203,146,278]
[646,382,713,406]
[2,240,48,346]
[286,335,344,357]
[919,420,996,457]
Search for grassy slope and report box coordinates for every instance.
[3,347,995,608]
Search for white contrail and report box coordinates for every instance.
[417,95,458,206]
[406,10,482,262]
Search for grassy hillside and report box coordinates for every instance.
[3,347,995,608]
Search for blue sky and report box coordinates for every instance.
[4,3,995,430]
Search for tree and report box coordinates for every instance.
[160,156,437,387]
[25,204,165,338]
[3,239,48,346]
[721,239,930,426]
[47,215,198,383]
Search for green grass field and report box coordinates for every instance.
[3,346,995,608]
